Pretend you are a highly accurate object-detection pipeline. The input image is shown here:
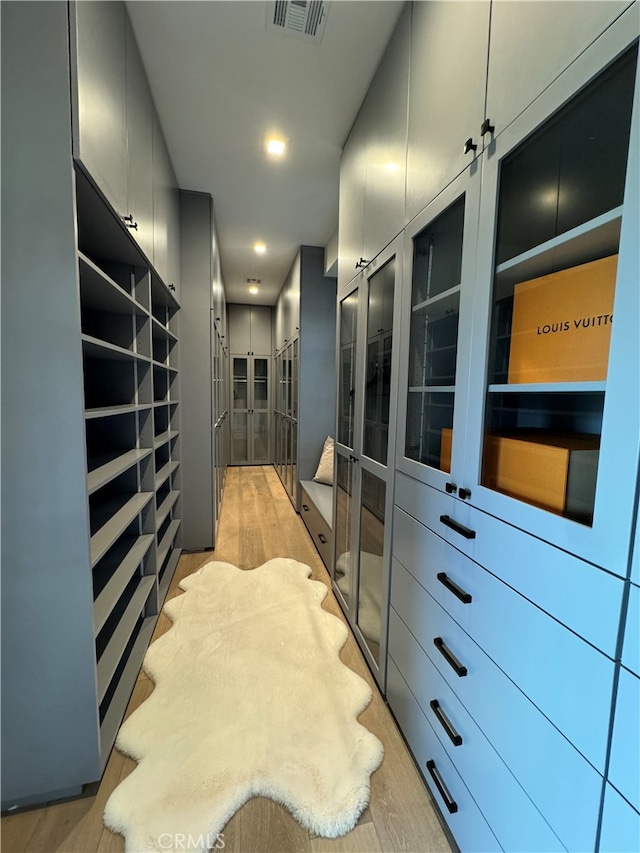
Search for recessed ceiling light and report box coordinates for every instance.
[249,285,259,295]
[253,242,267,254]
[265,137,286,157]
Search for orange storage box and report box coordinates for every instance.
[482,432,599,521]
[507,255,617,384]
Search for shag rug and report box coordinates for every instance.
[103,558,384,853]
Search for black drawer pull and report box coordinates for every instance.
[437,572,472,604]
[430,700,463,746]
[302,504,309,512]
[426,759,458,813]
[318,533,327,544]
[434,637,468,677]
[440,515,476,539]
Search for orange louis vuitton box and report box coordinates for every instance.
[482,432,599,522]
[440,427,453,473]
[507,255,617,384]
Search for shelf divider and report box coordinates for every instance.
[90,492,153,568]
[93,534,155,636]
[88,448,152,495]
[96,575,155,704]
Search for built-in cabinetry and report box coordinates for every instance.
[273,247,336,509]
[338,4,410,290]
[1,1,183,809]
[70,0,181,299]
[337,2,640,851]
[333,239,402,688]
[228,305,272,466]
[179,191,228,549]
[389,13,640,853]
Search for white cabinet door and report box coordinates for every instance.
[361,5,410,264]
[228,304,252,353]
[405,1,490,223]
[152,110,171,287]
[460,15,639,573]
[125,14,154,262]
[396,166,481,494]
[338,120,366,290]
[72,1,127,218]
[249,305,273,355]
[166,176,181,299]
[486,0,633,137]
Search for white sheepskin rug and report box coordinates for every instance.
[103,558,384,853]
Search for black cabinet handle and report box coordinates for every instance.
[439,515,476,539]
[434,637,468,677]
[445,482,458,495]
[355,257,371,269]
[481,118,495,136]
[458,487,471,501]
[430,700,463,746]
[302,504,309,512]
[318,533,327,544]
[463,138,477,154]
[122,213,138,230]
[426,760,458,813]
[437,572,472,604]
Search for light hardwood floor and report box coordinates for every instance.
[1,466,454,853]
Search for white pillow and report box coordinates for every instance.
[313,436,334,485]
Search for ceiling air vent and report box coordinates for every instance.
[267,1,328,43]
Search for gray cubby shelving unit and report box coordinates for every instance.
[76,165,182,770]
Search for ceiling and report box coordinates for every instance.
[126,1,404,305]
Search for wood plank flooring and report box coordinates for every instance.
[1,466,454,853]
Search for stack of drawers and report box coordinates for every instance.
[600,541,640,852]
[387,473,628,852]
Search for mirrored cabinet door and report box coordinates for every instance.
[463,39,639,571]
[396,167,480,492]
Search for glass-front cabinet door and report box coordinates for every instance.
[397,169,480,491]
[333,237,402,686]
[230,354,270,465]
[461,39,639,572]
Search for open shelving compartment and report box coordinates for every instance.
[75,165,181,766]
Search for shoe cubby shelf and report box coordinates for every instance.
[76,166,181,768]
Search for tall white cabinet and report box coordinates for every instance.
[1,0,183,809]
[338,2,640,851]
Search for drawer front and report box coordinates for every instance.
[386,658,503,853]
[394,472,455,539]
[300,489,332,567]
[388,607,564,852]
[608,666,640,810]
[389,558,603,851]
[622,583,639,677]
[392,503,623,657]
[599,783,640,853]
[391,548,615,772]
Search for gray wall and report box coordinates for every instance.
[299,246,337,482]
[1,1,101,806]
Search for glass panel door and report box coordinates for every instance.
[334,281,361,602]
[462,41,639,570]
[231,356,249,463]
[357,469,386,665]
[334,453,355,607]
[338,291,359,449]
[404,197,464,475]
[333,243,401,685]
